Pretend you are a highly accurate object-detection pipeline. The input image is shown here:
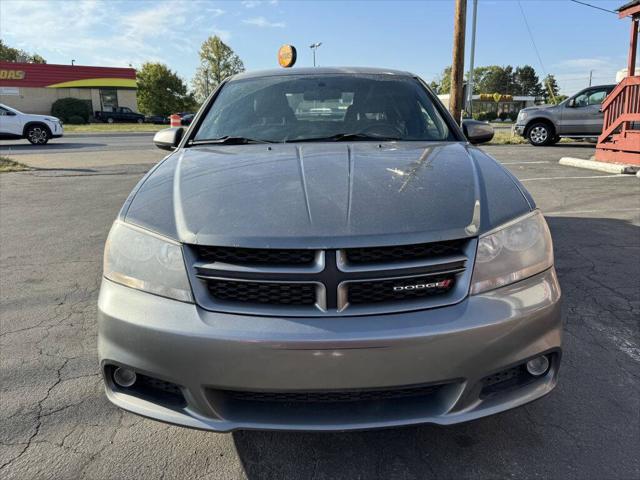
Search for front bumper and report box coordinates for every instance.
[513,124,526,136]
[98,268,562,432]
[49,122,63,138]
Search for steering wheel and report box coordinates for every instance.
[358,123,404,138]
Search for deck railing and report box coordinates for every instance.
[598,76,640,142]
[596,75,640,164]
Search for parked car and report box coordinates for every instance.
[514,84,616,146]
[180,113,195,126]
[95,107,145,124]
[0,103,63,145]
[99,67,561,432]
[145,114,169,125]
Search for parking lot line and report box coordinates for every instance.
[521,174,635,181]
[501,160,551,165]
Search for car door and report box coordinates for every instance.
[560,87,611,135]
[0,106,23,137]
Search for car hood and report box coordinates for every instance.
[26,113,59,122]
[124,142,532,248]
[521,104,555,113]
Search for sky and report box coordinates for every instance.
[0,0,633,95]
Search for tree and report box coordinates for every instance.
[513,65,543,97]
[0,39,46,63]
[432,66,452,94]
[192,36,244,103]
[474,65,515,94]
[137,62,194,116]
[542,74,560,103]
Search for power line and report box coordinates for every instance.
[517,1,556,102]
[569,0,617,15]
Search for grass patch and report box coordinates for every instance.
[64,123,166,133]
[487,131,577,145]
[488,131,528,145]
[0,156,31,173]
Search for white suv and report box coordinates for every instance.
[0,103,64,145]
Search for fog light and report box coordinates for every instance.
[113,367,137,387]
[526,356,550,377]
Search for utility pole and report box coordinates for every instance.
[310,42,322,67]
[449,0,467,125]
[466,0,478,116]
[588,69,593,87]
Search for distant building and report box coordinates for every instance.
[0,62,137,115]
[437,93,537,116]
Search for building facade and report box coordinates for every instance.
[0,62,137,115]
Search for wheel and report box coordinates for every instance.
[550,135,561,145]
[526,122,554,146]
[107,117,114,124]
[137,118,144,124]
[26,125,50,145]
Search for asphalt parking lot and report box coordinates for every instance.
[1,135,638,480]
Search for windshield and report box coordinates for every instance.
[193,74,456,143]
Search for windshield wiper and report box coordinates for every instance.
[189,136,275,145]
[287,132,403,143]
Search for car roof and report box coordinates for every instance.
[229,67,416,81]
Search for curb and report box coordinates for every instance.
[64,132,157,138]
[559,157,639,175]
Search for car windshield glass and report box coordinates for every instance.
[193,74,455,143]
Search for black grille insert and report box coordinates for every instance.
[222,383,443,403]
[195,246,315,266]
[348,276,455,305]
[207,279,316,306]
[344,240,466,265]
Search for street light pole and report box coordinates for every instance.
[467,0,478,117]
[309,42,322,67]
[588,69,593,87]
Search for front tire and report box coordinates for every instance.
[527,122,554,146]
[26,125,50,145]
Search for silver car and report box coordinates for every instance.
[98,68,562,432]
[514,84,615,146]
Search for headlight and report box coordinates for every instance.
[470,211,553,294]
[103,222,193,302]
[518,111,528,121]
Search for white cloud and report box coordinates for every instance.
[243,16,285,28]
[0,0,232,70]
[242,1,262,8]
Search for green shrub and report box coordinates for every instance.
[51,98,91,123]
[498,112,511,121]
[473,112,492,122]
[484,111,498,122]
[66,115,86,125]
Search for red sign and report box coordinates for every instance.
[0,62,136,88]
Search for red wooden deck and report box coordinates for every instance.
[595,1,640,165]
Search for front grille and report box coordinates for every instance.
[344,240,465,265]
[195,246,315,266]
[222,383,443,403]
[189,238,474,315]
[348,276,455,305]
[207,279,316,306]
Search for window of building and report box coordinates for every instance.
[100,88,118,112]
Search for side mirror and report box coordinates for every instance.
[153,127,184,151]
[462,119,494,145]
[566,98,575,108]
